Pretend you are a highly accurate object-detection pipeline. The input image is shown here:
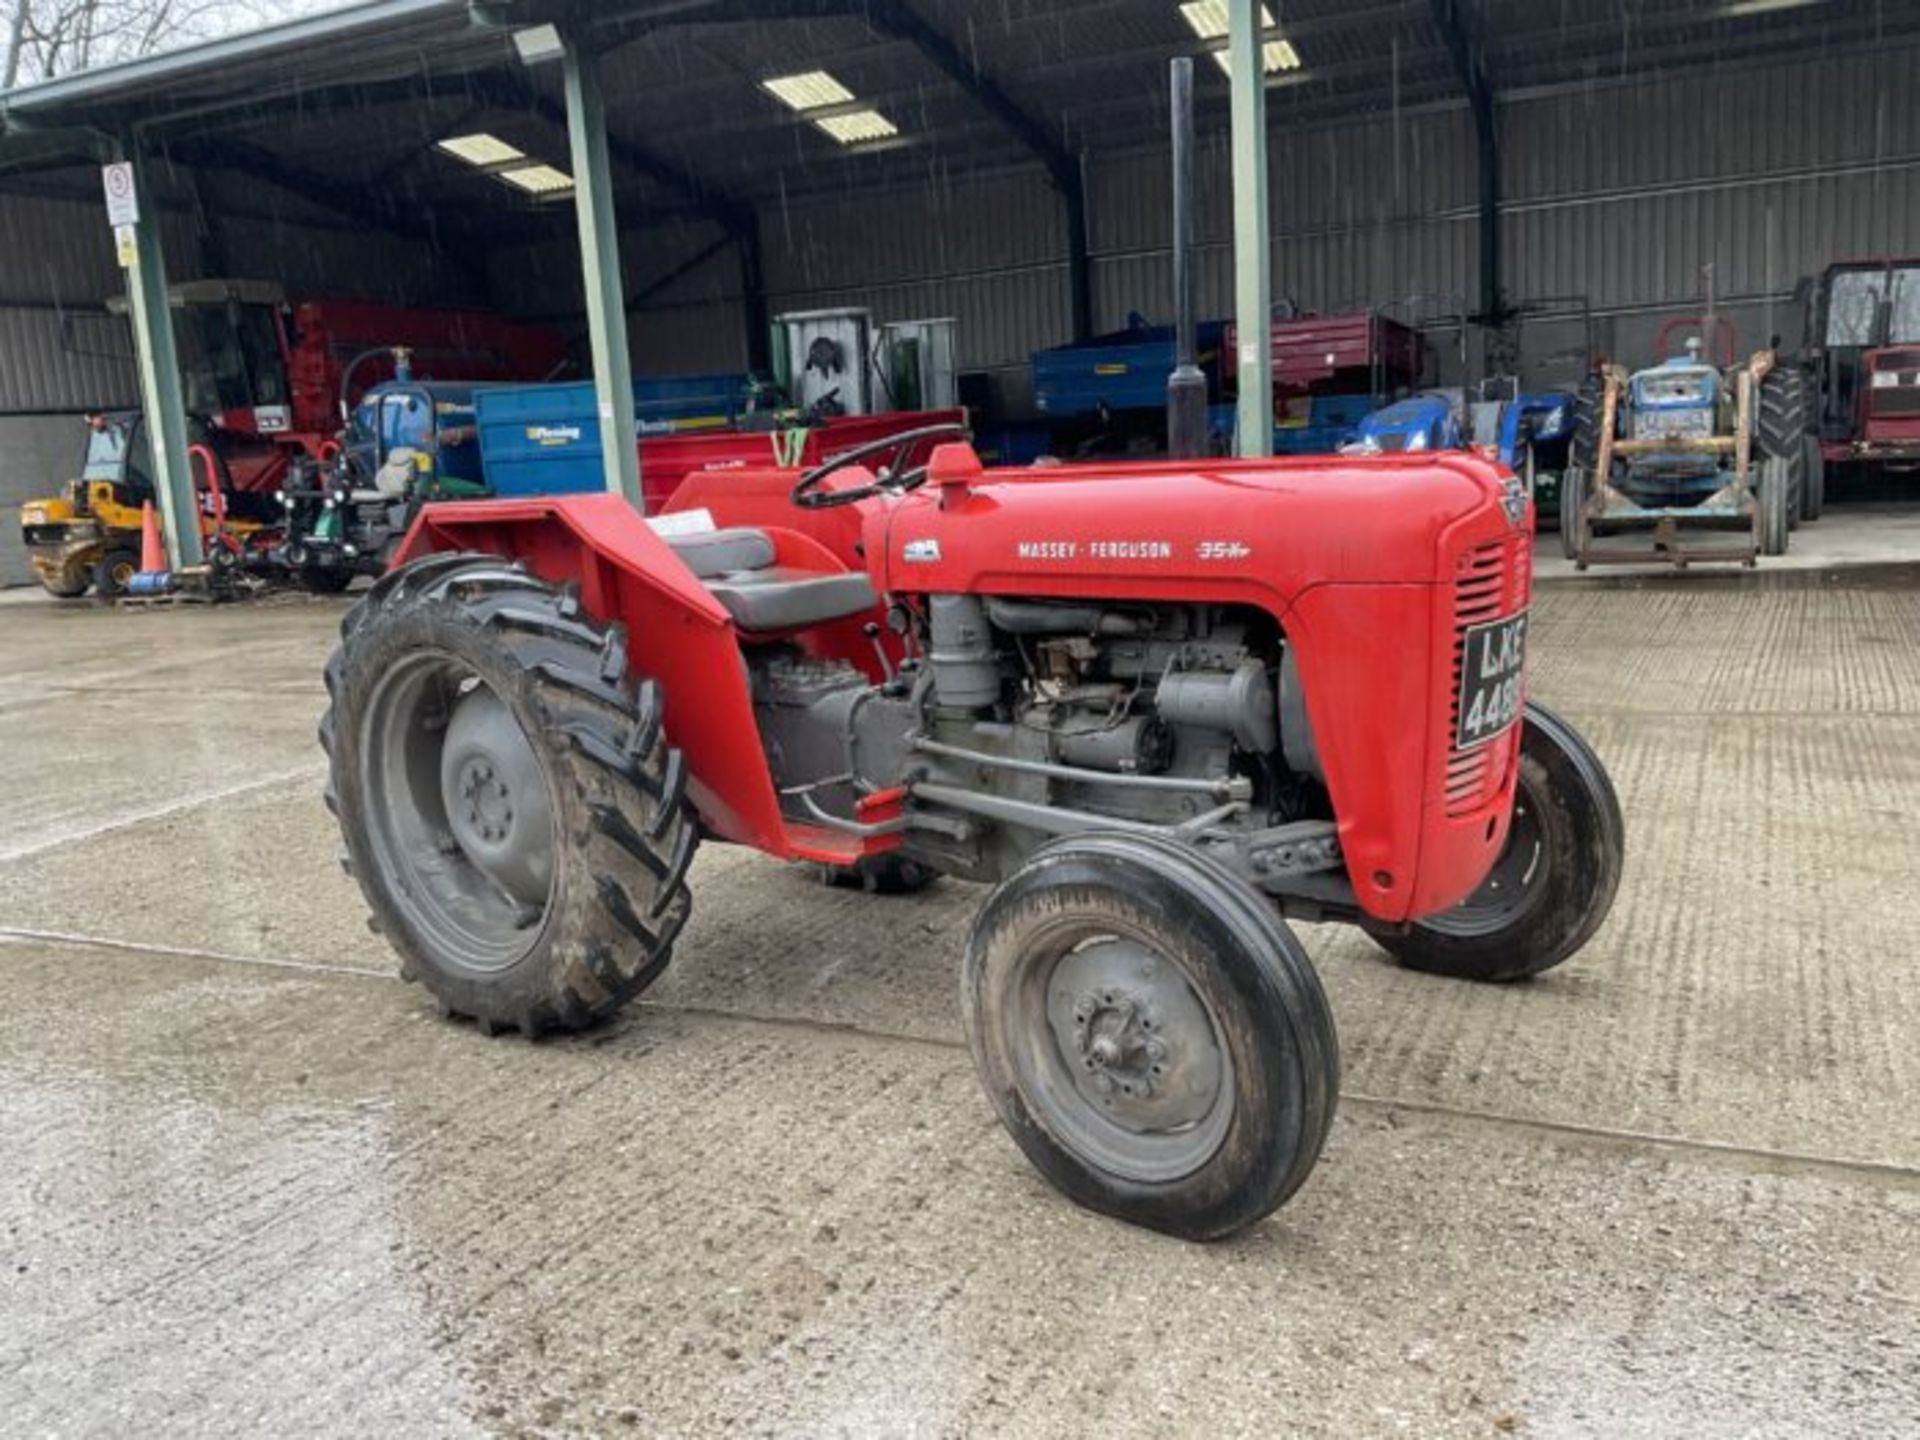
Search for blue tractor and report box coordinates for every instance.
[1345,387,1576,516]
[1561,317,1806,567]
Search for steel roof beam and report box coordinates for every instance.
[1430,0,1502,326]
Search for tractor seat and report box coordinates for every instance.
[665,525,875,632]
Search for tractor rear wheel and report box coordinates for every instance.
[1373,702,1623,982]
[964,830,1338,1240]
[321,553,697,1036]
[1758,366,1811,530]
[1758,455,1793,557]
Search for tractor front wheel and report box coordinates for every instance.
[1372,702,1623,982]
[1558,465,1590,563]
[322,554,697,1036]
[1801,435,1826,522]
[1758,455,1793,557]
[964,830,1338,1240]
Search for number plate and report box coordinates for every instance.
[1455,612,1529,750]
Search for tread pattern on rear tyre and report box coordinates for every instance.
[321,552,696,1037]
[1758,366,1810,535]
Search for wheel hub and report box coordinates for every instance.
[1045,939,1222,1136]
[439,686,553,910]
[1071,990,1169,1099]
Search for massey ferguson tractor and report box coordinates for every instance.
[321,430,1624,1239]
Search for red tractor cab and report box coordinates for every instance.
[1803,258,1920,482]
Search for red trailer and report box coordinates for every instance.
[1220,309,1427,400]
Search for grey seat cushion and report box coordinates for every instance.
[704,568,877,632]
[665,524,875,630]
[665,526,778,579]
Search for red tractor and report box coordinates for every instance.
[1802,258,1920,502]
[320,431,1624,1239]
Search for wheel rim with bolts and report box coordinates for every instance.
[1015,921,1234,1183]
[359,653,556,975]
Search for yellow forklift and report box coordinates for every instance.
[18,411,277,598]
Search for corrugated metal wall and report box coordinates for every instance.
[3,43,1916,418]
[0,186,480,414]
[610,43,1919,405]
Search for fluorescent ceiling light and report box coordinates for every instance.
[1180,2,1303,75]
[762,70,856,112]
[494,163,574,196]
[814,109,899,145]
[1721,0,1823,14]
[436,133,525,167]
[513,23,564,64]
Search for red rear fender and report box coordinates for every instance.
[392,495,799,853]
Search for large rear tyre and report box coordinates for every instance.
[1758,455,1792,557]
[964,831,1338,1240]
[1373,702,1624,982]
[1759,366,1810,531]
[321,553,697,1036]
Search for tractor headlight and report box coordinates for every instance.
[1405,430,1429,451]
[342,543,358,557]
[1872,370,1900,389]
[1545,405,1565,431]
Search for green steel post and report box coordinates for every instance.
[561,36,644,510]
[1228,0,1273,458]
[118,140,204,568]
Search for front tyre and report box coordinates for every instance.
[322,554,697,1036]
[1758,454,1792,557]
[1373,702,1624,982]
[964,831,1338,1240]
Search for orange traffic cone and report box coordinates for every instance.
[138,500,166,574]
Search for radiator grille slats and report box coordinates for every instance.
[1444,536,1524,816]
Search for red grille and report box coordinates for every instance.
[1871,387,1920,419]
[1873,349,1920,372]
[1444,536,1526,816]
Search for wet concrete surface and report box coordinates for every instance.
[3,550,1919,1436]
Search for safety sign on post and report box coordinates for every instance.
[101,161,140,226]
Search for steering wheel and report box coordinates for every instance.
[789,422,971,510]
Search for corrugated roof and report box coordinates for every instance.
[4,0,1918,230]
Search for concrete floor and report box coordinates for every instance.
[4,517,1920,1436]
